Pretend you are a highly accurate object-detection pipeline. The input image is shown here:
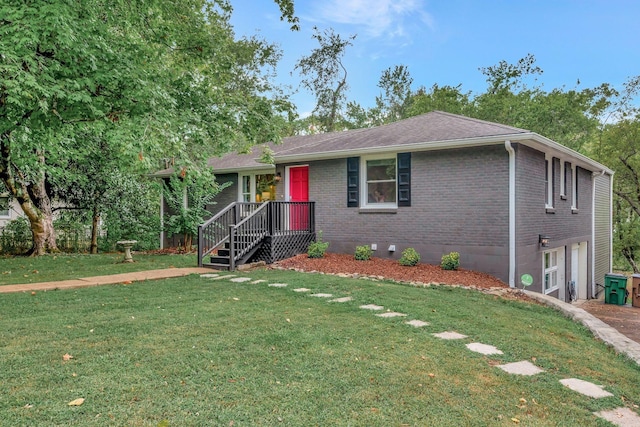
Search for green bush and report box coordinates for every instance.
[354,245,373,261]
[441,251,460,270]
[399,247,420,266]
[308,231,329,258]
[0,217,32,255]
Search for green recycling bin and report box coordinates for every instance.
[604,273,628,305]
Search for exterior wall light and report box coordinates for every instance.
[274,172,282,183]
[539,234,550,247]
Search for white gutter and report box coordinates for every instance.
[591,172,596,297]
[610,170,615,282]
[273,132,613,175]
[505,141,516,288]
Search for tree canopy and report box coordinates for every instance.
[0,0,296,255]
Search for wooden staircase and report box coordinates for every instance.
[198,201,315,271]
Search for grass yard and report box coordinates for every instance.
[1,268,639,426]
[0,253,197,286]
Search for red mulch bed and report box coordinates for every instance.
[273,253,509,289]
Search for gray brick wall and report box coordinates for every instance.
[514,144,593,296]
[287,145,512,281]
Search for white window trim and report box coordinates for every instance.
[571,164,578,210]
[559,160,566,199]
[545,154,554,209]
[237,170,273,202]
[360,154,398,209]
[543,247,565,295]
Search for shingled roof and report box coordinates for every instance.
[155,111,612,176]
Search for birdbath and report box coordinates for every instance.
[116,240,137,263]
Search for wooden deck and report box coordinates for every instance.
[198,201,315,270]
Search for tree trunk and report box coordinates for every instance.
[90,206,100,254]
[1,135,58,256]
[184,233,192,252]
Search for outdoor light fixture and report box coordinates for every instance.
[539,234,550,247]
[274,172,282,182]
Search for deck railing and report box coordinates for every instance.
[198,201,316,268]
[268,201,316,235]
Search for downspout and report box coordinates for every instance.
[505,141,516,288]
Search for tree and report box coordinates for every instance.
[372,65,414,124]
[405,84,472,117]
[295,27,355,132]
[163,169,228,252]
[0,0,295,255]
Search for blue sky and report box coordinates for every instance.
[230,0,639,116]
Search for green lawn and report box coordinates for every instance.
[1,268,639,426]
[0,253,198,286]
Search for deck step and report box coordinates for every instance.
[202,262,231,271]
[210,255,230,265]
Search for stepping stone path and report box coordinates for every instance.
[405,320,430,327]
[560,378,613,398]
[376,312,407,318]
[496,361,544,376]
[268,283,288,288]
[200,273,220,278]
[360,304,384,311]
[595,408,640,426]
[433,331,468,340]
[330,296,353,303]
[466,342,503,356]
[222,275,636,424]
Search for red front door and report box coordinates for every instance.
[289,166,309,230]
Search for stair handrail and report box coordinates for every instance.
[198,202,236,267]
[228,201,269,270]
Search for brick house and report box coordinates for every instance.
[158,111,613,301]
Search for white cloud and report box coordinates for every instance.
[310,0,434,39]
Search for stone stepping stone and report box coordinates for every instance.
[209,275,235,280]
[310,293,333,298]
[496,361,543,376]
[466,343,503,355]
[251,279,267,284]
[268,283,288,288]
[432,331,468,340]
[405,320,430,327]
[360,304,384,311]
[230,277,252,283]
[293,288,311,292]
[560,378,613,398]
[595,407,640,426]
[330,297,353,303]
[376,312,407,318]
[200,273,220,278]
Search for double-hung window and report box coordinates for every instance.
[347,153,410,209]
[545,154,554,209]
[364,157,396,206]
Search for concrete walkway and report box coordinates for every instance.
[0,267,212,294]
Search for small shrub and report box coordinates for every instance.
[354,245,373,261]
[308,231,329,258]
[399,247,420,266]
[441,251,460,270]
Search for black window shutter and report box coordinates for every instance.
[397,152,411,207]
[347,157,359,207]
